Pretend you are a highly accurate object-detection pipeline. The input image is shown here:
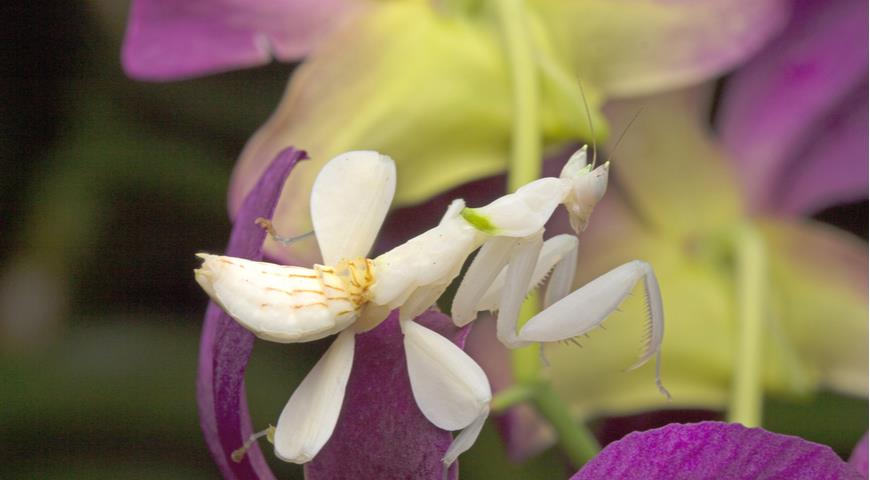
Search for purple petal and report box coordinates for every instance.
[306,310,468,480]
[774,85,869,214]
[571,422,861,480]
[849,433,868,478]
[719,0,869,214]
[197,147,307,479]
[595,410,722,448]
[122,0,354,81]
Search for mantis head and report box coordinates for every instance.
[560,146,609,234]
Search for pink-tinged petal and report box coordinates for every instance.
[571,422,861,480]
[849,433,868,478]
[773,85,868,215]
[534,0,789,97]
[122,0,356,81]
[306,310,468,480]
[719,0,869,214]
[197,147,306,479]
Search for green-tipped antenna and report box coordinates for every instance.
[576,78,598,168]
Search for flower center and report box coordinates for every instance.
[330,257,375,309]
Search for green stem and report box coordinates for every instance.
[495,0,542,384]
[495,0,541,191]
[511,293,542,382]
[531,384,601,468]
[490,384,537,413]
[493,0,598,466]
[727,224,766,427]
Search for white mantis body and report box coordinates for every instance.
[195,148,667,468]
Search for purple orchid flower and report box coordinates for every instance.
[197,147,465,479]
[571,422,864,480]
[718,0,868,215]
[122,0,357,81]
[850,434,868,477]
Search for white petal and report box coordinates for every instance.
[495,232,543,349]
[476,234,578,312]
[402,320,491,431]
[274,330,355,464]
[310,151,396,265]
[443,409,488,466]
[195,254,358,343]
[466,177,570,237]
[451,237,516,326]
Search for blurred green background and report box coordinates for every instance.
[2,2,865,479]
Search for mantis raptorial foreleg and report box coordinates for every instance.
[459,234,669,398]
[520,259,670,398]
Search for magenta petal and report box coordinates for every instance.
[719,0,869,214]
[849,433,868,478]
[306,310,468,480]
[571,422,861,480]
[774,85,869,214]
[197,147,307,479]
[122,0,352,81]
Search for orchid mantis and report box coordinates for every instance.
[195,148,667,469]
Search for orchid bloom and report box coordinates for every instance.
[122,0,791,265]
[572,422,865,479]
[197,144,671,469]
[196,149,491,467]
[196,148,475,478]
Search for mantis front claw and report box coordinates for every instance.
[455,231,670,398]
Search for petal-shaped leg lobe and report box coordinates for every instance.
[452,236,516,326]
[310,151,396,265]
[496,232,544,349]
[475,234,579,313]
[274,330,356,463]
[402,319,491,432]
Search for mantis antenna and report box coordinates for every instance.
[605,107,644,166]
[576,78,598,168]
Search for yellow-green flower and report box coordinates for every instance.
[220,0,788,263]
